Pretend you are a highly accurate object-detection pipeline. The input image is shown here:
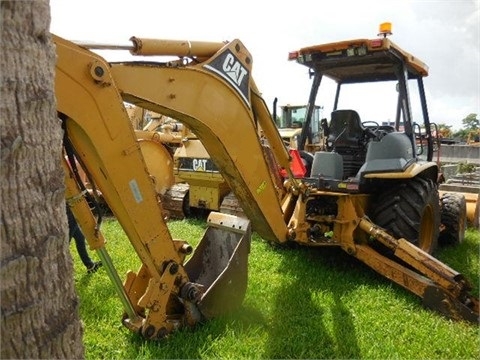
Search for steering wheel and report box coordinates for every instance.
[362,121,380,131]
[362,121,380,138]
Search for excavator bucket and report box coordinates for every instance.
[184,212,251,319]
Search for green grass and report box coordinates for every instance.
[71,220,480,359]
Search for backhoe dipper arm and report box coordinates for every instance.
[55,35,198,337]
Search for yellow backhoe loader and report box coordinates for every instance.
[54,26,478,341]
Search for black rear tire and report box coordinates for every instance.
[370,177,440,254]
[439,192,466,246]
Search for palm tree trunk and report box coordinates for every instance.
[1,1,84,358]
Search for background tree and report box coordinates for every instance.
[1,1,84,358]
[453,113,479,142]
[462,113,479,131]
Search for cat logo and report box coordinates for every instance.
[222,53,247,87]
[203,47,250,107]
[193,158,208,172]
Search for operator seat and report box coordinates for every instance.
[327,109,368,178]
[327,110,366,148]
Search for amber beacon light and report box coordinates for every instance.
[378,22,393,37]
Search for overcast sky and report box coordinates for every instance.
[50,0,479,131]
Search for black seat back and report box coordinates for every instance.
[327,110,367,178]
[328,109,365,149]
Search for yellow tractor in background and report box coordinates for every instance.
[273,102,324,153]
[55,22,478,341]
[161,102,325,218]
[467,129,480,146]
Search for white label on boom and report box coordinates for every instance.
[129,179,143,203]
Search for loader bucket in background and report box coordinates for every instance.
[467,192,479,228]
[184,212,252,319]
